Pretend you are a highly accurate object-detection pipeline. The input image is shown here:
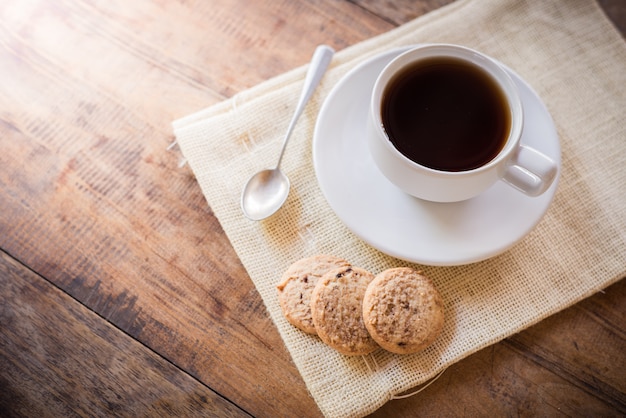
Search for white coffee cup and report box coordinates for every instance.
[367,44,558,202]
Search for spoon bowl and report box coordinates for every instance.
[241,169,290,221]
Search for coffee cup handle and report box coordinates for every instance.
[502,145,558,196]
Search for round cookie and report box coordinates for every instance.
[310,266,379,356]
[363,267,444,355]
[276,255,351,334]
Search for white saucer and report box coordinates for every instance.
[313,47,560,266]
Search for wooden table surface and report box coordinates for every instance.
[1,1,624,417]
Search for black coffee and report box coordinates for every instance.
[381,57,511,172]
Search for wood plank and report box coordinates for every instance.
[0,249,249,417]
[598,0,626,34]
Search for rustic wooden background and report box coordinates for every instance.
[1,0,624,416]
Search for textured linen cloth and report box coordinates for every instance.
[172,1,626,417]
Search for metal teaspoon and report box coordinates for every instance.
[240,45,334,220]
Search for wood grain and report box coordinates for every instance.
[0,250,249,417]
[352,0,455,26]
[0,0,624,417]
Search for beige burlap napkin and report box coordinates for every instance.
[172,0,626,416]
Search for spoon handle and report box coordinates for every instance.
[275,45,335,168]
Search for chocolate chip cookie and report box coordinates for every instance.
[277,255,351,334]
[363,267,444,355]
[310,266,379,355]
